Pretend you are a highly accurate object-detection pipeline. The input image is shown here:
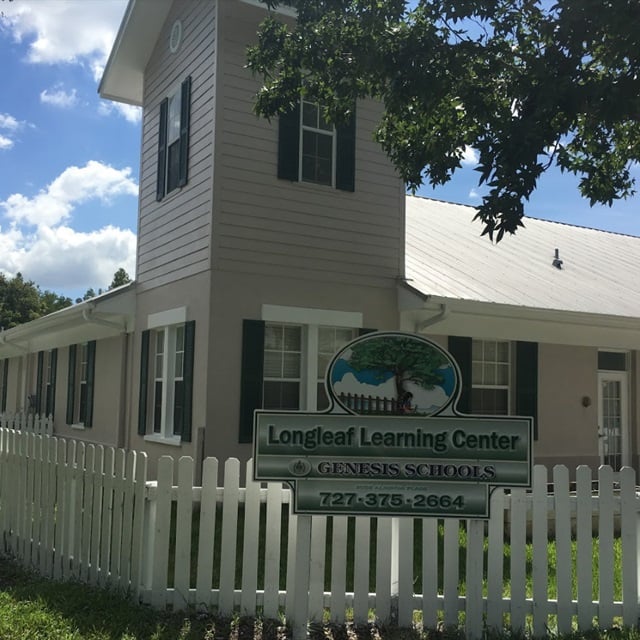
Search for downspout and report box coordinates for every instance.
[414,303,449,333]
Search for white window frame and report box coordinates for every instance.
[262,305,362,411]
[299,100,337,187]
[471,339,511,415]
[145,307,187,445]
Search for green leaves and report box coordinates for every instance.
[248,0,640,239]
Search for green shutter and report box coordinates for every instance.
[448,336,472,414]
[181,320,196,442]
[336,107,356,192]
[66,344,77,425]
[239,319,265,443]
[35,351,44,415]
[156,97,168,201]
[138,330,150,436]
[49,348,58,418]
[278,104,300,181]
[516,341,539,439]
[1,359,8,413]
[84,341,96,428]
[178,76,191,188]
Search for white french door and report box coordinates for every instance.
[597,371,629,471]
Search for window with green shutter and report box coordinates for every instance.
[35,349,57,418]
[278,101,356,192]
[138,321,195,441]
[66,342,95,427]
[156,76,191,201]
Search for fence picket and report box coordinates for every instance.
[130,450,147,599]
[443,519,460,627]
[174,456,195,609]
[375,517,393,623]
[262,481,283,618]
[397,517,414,626]
[118,450,137,589]
[465,519,484,640]
[109,449,126,587]
[329,516,348,621]
[195,456,218,609]
[509,488,528,631]
[308,515,327,621]
[620,466,638,623]
[597,465,615,625]
[353,516,370,624]
[151,456,174,608]
[576,466,594,629]
[98,446,114,585]
[241,459,261,615]
[421,516,439,628]
[218,458,240,615]
[71,441,86,580]
[532,465,549,636]
[553,465,573,633]
[486,488,505,630]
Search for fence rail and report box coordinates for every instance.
[0,427,638,638]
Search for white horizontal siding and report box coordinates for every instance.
[136,0,215,289]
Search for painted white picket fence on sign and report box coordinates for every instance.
[0,427,639,638]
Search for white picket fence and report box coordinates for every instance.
[0,427,639,638]
[0,412,53,435]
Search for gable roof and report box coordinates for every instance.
[405,196,640,319]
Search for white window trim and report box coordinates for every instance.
[472,339,511,414]
[262,305,362,410]
[299,100,337,187]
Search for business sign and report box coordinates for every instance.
[253,331,533,518]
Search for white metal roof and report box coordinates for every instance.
[405,196,640,319]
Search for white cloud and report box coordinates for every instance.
[2,0,126,67]
[468,188,481,200]
[0,113,20,131]
[98,101,142,124]
[0,223,136,293]
[0,135,13,150]
[40,86,78,108]
[1,160,139,227]
[461,146,479,166]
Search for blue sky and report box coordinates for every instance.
[0,1,638,301]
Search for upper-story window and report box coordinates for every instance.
[156,76,191,201]
[471,339,510,415]
[278,101,356,192]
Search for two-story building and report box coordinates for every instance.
[0,0,638,479]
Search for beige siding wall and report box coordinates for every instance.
[535,344,600,469]
[137,0,215,290]
[53,336,129,447]
[127,272,210,478]
[3,356,23,413]
[204,271,400,464]
[213,2,405,287]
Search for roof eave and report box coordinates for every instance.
[98,0,173,106]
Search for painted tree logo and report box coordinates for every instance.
[328,332,458,417]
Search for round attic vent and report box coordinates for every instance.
[169,20,183,53]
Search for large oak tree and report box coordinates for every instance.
[247,0,640,240]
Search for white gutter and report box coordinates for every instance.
[415,303,449,333]
[82,306,128,333]
[0,330,28,353]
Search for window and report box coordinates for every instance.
[66,342,95,427]
[0,359,8,413]
[156,76,191,200]
[301,101,335,186]
[35,349,57,417]
[471,339,510,415]
[139,320,195,442]
[278,100,356,191]
[262,323,357,412]
[239,308,363,442]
